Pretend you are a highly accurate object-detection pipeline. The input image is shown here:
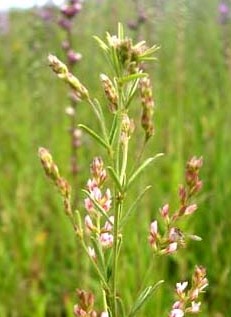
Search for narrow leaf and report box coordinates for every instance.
[78,124,109,150]
[118,72,147,85]
[127,153,164,189]
[118,22,124,40]
[90,236,106,276]
[92,98,109,143]
[107,166,123,191]
[109,113,118,146]
[117,297,126,317]
[82,190,113,224]
[128,280,164,317]
[93,36,109,52]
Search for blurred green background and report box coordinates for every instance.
[0,0,231,316]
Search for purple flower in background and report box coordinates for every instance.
[67,50,82,64]
[219,2,229,14]
[219,2,230,23]
[0,12,10,35]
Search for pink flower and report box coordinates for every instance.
[101,189,112,212]
[84,197,94,213]
[148,220,158,247]
[184,204,197,215]
[100,312,109,317]
[67,50,82,64]
[90,186,102,201]
[168,227,183,242]
[169,308,184,317]
[86,178,98,191]
[165,242,178,254]
[74,305,87,316]
[99,232,113,248]
[160,203,169,218]
[85,215,94,231]
[150,220,158,235]
[104,216,114,231]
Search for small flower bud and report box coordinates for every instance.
[100,73,118,113]
[67,50,82,64]
[65,106,75,116]
[184,204,197,215]
[120,114,135,144]
[38,147,60,181]
[65,72,89,100]
[58,17,72,31]
[61,3,82,18]
[87,246,96,260]
[48,54,68,78]
[160,203,169,219]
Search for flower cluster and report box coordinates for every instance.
[104,32,158,75]
[58,0,83,66]
[148,157,203,254]
[38,147,72,215]
[219,2,230,24]
[74,289,97,317]
[48,54,89,101]
[169,266,208,317]
[84,157,113,251]
[59,0,82,30]
[139,75,155,140]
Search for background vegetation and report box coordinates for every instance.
[0,0,231,316]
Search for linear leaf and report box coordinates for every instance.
[118,72,147,85]
[127,153,164,189]
[78,124,109,150]
[82,190,113,224]
[128,280,164,317]
[93,36,109,52]
[107,166,123,191]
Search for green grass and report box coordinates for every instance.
[0,0,231,316]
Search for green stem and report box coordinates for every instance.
[120,138,129,185]
[81,240,110,294]
[111,200,122,317]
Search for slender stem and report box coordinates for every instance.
[81,240,110,293]
[120,138,129,185]
[111,199,122,317]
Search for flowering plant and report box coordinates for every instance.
[39,23,208,317]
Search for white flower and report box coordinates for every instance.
[169,308,184,317]
[191,301,201,313]
[176,281,188,294]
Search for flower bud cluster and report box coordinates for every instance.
[58,0,83,67]
[100,74,118,113]
[169,266,208,317]
[84,157,113,253]
[139,75,155,140]
[148,157,203,254]
[48,54,89,101]
[120,114,135,145]
[74,289,97,317]
[107,33,153,74]
[38,147,72,215]
[173,156,203,220]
